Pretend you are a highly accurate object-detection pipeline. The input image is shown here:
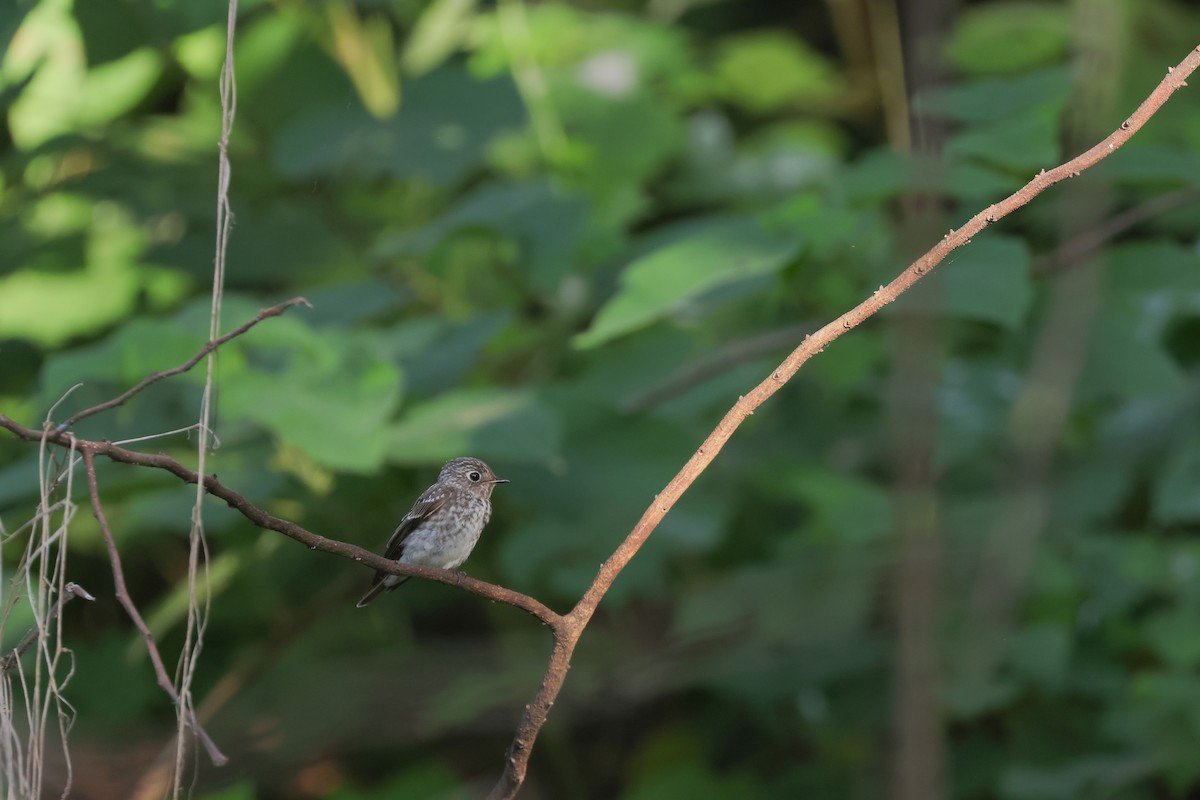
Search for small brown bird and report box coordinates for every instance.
[356,457,507,607]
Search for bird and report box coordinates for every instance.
[356,456,508,607]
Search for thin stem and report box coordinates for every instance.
[55,297,311,432]
[80,450,228,767]
[0,583,95,673]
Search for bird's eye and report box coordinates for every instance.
[469,471,481,482]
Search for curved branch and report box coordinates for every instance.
[56,297,312,432]
[0,416,562,630]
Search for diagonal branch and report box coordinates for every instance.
[483,43,1200,800]
[81,449,229,767]
[55,297,312,432]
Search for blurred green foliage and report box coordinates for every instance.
[2,0,1200,798]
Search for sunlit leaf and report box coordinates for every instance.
[713,31,841,113]
[403,0,478,76]
[218,322,404,473]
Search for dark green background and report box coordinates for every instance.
[3,0,1200,797]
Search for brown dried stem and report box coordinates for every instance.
[0,583,95,673]
[81,449,229,767]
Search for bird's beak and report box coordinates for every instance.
[487,478,510,484]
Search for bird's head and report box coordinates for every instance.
[440,456,508,497]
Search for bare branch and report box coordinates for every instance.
[0,583,95,673]
[80,449,229,767]
[484,43,1200,800]
[55,297,312,432]
[0,417,563,631]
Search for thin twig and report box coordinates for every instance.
[80,449,229,767]
[0,583,95,673]
[1032,185,1200,276]
[54,297,311,432]
[621,323,815,413]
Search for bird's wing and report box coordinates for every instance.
[380,484,451,560]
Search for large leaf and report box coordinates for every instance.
[945,2,1071,76]
[914,68,1071,123]
[898,234,1033,329]
[713,31,842,113]
[217,317,404,473]
[1154,432,1200,524]
[574,216,803,348]
[272,66,523,185]
[376,181,587,291]
[387,387,560,465]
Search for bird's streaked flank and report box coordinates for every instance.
[357,457,507,607]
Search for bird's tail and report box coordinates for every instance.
[356,581,388,608]
[355,575,409,608]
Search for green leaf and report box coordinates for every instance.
[944,235,1033,328]
[1154,433,1200,524]
[402,0,478,76]
[941,677,1021,719]
[842,148,914,202]
[9,27,165,147]
[325,3,400,118]
[945,3,1071,77]
[1105,240,1200,305]
[273,67,524,185]
[1101,146,1200,186]
[914,68,1070,123]
[622,764,757,800]
[713,32,841,113]
[790,470,891,544]
[1079,313,1183,402]
[948,106,1062,173]
[1145,609,1200,668]
[1008,623,1071,691]
[900,234,1033,329]
[376,181,587,291]
[380,313,509,396]
[1001,756,1156,800]
[387,387,560,465]
[574,216,803,348]
[218,323,404,473]
[199,785,256,800]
